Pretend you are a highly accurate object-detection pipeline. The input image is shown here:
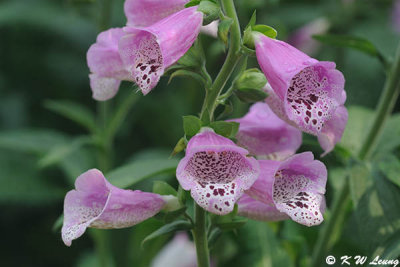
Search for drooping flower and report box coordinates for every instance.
[238,152,327,226]
[124,0,189,27]
[87,28,132,101]
[119,6,203,95]
[62,169,170,246]
[254,33,347,155]
[151,233,197,267]
[287,18,330,55]
[229,102,302,160]
[176,128,260,215]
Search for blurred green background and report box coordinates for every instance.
[0,0,399,266]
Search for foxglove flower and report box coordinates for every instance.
[151,233,197,267]
[124,0,188,27]
[229,102,302,160]
[287,18,330,55]
[176,128,260,215]
[62,169,170,246]
[238,152,327,226]
[254,33,347,155]
[87,28,132,101]
[119,7,203,95]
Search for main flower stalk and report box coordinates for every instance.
[193,0,242,266]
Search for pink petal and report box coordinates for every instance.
[87,28,132,100]
[124,0,188,27]
[151,233,197,267]
[119,7,203,95]
[176,128,260,215]
[272,152,327,226]
[255,35,346,137]
[237,194,289,221]
[318,105,348,156]
[229,102,302,159]
[61,169,166,246]
[89,74,121,101]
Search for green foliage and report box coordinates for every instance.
[153,181,178,196]
[218,17,234,45]
[198,0,220,25]
[183,115,203,137]
[141,220,193,247]
[209,121,239,138]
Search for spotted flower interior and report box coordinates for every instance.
[286,65,338,134]
[273,169,324,226]
[183,150,257,214]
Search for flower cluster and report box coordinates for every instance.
[61,0,348,247]
[87,0,203,100]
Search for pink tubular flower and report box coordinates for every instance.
[87,28,132,101]
[287,18,330,55]
[124,0,188,27]
[229,102,302,160]
[238,152,327,226]
[254,33,347,155]
[61,169,168,246]
[119,7,203,95]
[176,128,260,215]
[151,233,197,267]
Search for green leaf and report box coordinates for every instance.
[107,158,179,188]
[176,42,204,69]
[252,24,277,39]
[168,69,206,85]
[218,17,233,45]
[0,129,67,154]
[38,136,92,168]
[141,220,192,247]
[235,68,267,90]
[44,100,97,133]
[183,115,202,137]
[209,121,239,138]
[198,0,220,25]
[340,106,374,155]
[216,101,234,120]
[162,207,187,223]
[235,88,268,103]
[52,214,64,233]
[246,10,257,29]
[184,0,200,8]
[153,181,177,196]
[313,34,382,58]
[377,154,400,188]
[170,137,187,157]
[376,113,400,155]
[216,218,247,230]
[208,228,222,248]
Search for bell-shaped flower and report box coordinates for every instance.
[119,6,203,95]
[87,28,132,101]
[254,33,347,155]
[176,128,260,215]
[151,233,197,267]
[124,0,188,27]
[62,169,171,246]
[238,152,327,226]
[287,18,330,56]
[229,102,302,160]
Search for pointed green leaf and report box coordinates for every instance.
[252,24,277,39]
[141,220,193,247]
[218,17,233,45]
[153,181,177,196]
[183,115,202,137]
[235,87,268,103]
[209,121,239,138]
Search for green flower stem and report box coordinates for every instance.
[192,204,211,267]
[311,41,400,267]
[200,0,242,122]
[192,1,242,266]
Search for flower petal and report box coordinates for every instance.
[318,105,348,156]
[89,74,121,101]
[61,169,166,246]
[119,7,203,95]
[237,194,289,221]
[176,129,260,215]
[230,102,302,159]
[124,0,188,27]
[272,152,327,226]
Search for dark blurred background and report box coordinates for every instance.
[0,0,399,266]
